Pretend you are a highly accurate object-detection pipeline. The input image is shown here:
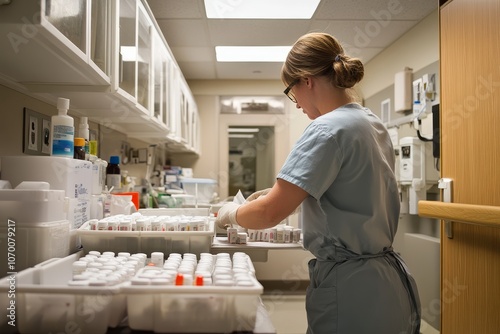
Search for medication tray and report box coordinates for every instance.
[77,209,214,256]
[0,251,125,334]
[0,251,264,334]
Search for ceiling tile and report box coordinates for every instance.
[309,19,418,48]
[170,47,215,62]
[156,19,210,47]
[178,61,217,79]
[146,0,205,19]
[314,0,437,20]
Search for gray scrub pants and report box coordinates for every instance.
[306,247,421,334]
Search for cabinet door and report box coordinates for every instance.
[118,0,137,99]
[137,2,152,112]
[152,31,167,124]
[90,0,111,76]
[44,0,87,54]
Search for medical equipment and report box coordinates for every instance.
[399,137,439,214]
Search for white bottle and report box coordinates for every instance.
[78,116,90,159]
[51,97,74,157]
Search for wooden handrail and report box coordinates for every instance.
[418,201,500,229]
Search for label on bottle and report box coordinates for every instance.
[106,174,121,189]
[52,125,74,156]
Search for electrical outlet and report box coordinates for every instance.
[23,108,51,155]
[28,115,38,151]
[42,119,51,154]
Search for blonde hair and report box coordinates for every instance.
[281,32,364,89]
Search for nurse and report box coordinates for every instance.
[216,32,421,334]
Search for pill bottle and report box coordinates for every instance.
[107,221,118,231]
[73,137,86,160]
[106,156,121,190]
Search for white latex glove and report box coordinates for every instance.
[245,188,272,203]
[215,202,240,230]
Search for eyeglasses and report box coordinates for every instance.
[283,79,299,103]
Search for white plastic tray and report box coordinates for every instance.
[77,219,215,256]
[0,251,126,334]
[122,255,263,333]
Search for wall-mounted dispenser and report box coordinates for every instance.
[394,67,413,113]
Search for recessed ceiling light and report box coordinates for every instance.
[228,134,255,139]
[227,128,260,133]
[204,0,320,19]
[216,46,292,62]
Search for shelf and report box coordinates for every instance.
[211,236,304,262]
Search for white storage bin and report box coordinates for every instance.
[124,284,263,333]
[0,220,70,274]
[0,251,126,334]
[1,156,92,200]
[0,187,66,223]
[0,186,74,269]
[123,254,263,333]
[180,178,217,205]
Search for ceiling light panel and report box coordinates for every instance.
[204,0,320,19]
[216,46,292,62]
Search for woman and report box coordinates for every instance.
[216,32,421,334]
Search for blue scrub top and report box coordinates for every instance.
[277,103,400,259]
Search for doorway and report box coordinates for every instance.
[227,126,275,198]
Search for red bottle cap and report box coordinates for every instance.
[175,273,184,286]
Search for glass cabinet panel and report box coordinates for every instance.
[119,0,137,98]
[153,34,166,122]
[162,55,170,129]
[137,5,152,111]
[44,0,86,53]
[90,0,110,75]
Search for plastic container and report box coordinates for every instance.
[90,155,108,195]
[51,97,74,157]
[0,185,66,223]
[180,178,217,205]
[123,257,263,333]
[0,220,70,274]
[0,251,126,334]
[0,156,92,200]
[0,184,71,272]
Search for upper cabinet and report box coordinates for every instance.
[0,0,111,86]
[0,0,199,154]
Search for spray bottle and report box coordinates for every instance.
[51,97,74,157]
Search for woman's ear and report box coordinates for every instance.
[304,77,313,88]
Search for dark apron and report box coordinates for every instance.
[306,246,421,334]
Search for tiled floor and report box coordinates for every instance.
[261,295,440,334]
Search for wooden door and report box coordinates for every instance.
[419,0,500,333]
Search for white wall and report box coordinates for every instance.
[360,9,439,100]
